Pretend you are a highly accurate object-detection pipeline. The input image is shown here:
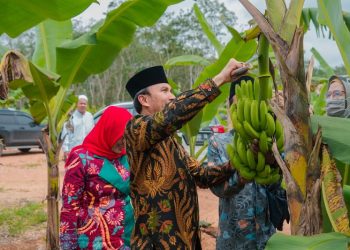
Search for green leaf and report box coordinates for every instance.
[193,4,223,55]
[56,0,183,87]
[266,0,287,32]
[317,0,350,75]
[265,232,348,250]
[311,47,334,76]
[224,25,243,44]
[24,63,59,102]
[25,62,59,124]
[311,82,327,115]
[164,55,210,68]
[302,8,324,35]
[32,19,73,72]
[311,115,350,164]
[279,0,305,44]
[194,39,257,87]
[0,0,95,37]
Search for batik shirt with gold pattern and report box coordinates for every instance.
[125,79,231,250]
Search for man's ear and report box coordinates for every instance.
[137,94,150,107]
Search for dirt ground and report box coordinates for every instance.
[0,148,289,250]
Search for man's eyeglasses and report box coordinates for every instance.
[326,90,345,98]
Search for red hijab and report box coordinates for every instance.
[81,106,132,160]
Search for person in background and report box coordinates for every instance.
[62,95,94,161]
[326,75,350,118]
[60,106,134,250]
[124,59,246,249]
[207,76,288,250]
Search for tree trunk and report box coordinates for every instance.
[42,129,60,250]
[239,0,322,235]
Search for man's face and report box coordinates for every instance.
[327,79,346,100]
[77,99,88,114]
[143,83,175,113]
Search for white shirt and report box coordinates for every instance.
[62,110,94,153]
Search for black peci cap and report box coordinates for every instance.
[126,66,169,99]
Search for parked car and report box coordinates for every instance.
[93,102,221,146]
[0,109,45,156]
[93,102,137,123]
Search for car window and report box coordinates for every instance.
[16,115,33,125]
[0,114,16,124]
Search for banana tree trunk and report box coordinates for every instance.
[239,0,322,235]
[42,129,60,250]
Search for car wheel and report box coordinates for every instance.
[18,148,31,153]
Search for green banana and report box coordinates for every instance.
[233,133,239,150]
[232,152,245,172]
[275,119,283,139]
[257,164,271,178]
[234,121,249,143]
[231,110,239,127]
[277,134,284,152]
[265,112,276,137]
[237,137,248,165]
[243,121,260,139]
[259,101,268,129]
[241,81,248,98]
[239,167,256,180]
[250,100,260,131]
[267,81,273,99]
[226,143,235,164]
[235,84,242,100]
[270,173,281,184]
[247,80,254,99]
[259,131,269,154]
[247,148,257,170]
[255,176,272,185]
[237,99,245,123]
[244,99,252,124]
[256,152,265,172]
[253,80,260,100]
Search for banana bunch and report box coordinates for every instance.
[227,79,284,185]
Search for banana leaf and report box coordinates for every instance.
[0,0,95,37]
[56,0,183,87]
[321,146,350,234]
[164,55,210,68]
[279,0,304,45]
[32,20,73,72]
[193,4,223,55]
[310,47,334,76]
[265,232,349,250]
[317,0,350,75]
[311,115,350,164]
[265,0,287,33]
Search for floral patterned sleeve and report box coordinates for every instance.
[182,147,232,188]
[126,79,221,152]
[59,153,85,250]
[207,133,244,198]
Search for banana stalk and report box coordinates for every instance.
[257,34,270,101]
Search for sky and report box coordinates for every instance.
[77,0,350,67]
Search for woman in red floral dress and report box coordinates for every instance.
[60,106,134,250]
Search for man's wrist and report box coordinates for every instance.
[212,75,225,87]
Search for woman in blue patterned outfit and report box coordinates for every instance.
[207,76,286,250]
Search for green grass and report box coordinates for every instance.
[0,202,47,236]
